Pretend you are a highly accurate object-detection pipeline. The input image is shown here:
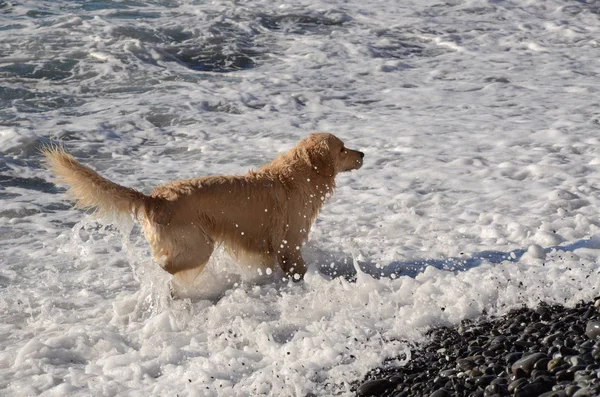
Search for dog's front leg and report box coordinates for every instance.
[277,248,307,281]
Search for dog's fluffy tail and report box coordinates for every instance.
[42,146,154,219]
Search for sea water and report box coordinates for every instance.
[1,0,600,395]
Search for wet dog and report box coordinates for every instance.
[44,133,364,297]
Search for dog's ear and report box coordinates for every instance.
[304,134,335,177]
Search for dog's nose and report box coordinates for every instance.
[359,151,364,158]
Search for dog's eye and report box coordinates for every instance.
[340,147,345,153]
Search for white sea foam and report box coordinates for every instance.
[1,0,600,395]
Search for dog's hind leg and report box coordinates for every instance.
[161,229,215,298]
[169,250,212,299]
[166,236,213,278]
[160,224,214,274]
[172,265,207,285]
[170,264,209,299]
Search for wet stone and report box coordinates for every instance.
[539,391,568,397]
[506,351,524,365]
[513,367,528,379]
[468,368,484,377]
[439,369,458,377]
[585,321,600,340]
[356,300,600,397]
[410,382,424,392]
[566,365,586,375]
[548,358,564,372]
[388,375,403,385]
[512,353,549,377]
[456,358,476,371]
[484,383,507,396]
[490,377,508,385]
[508,378,529,393]
[572,387,593,397]
[428,388,450,397]
[583,307,596,320]
[543,333,564,346]
[569,356,586,367]
[470,389,484,397]
[514,379,553,397]
[473,355,486,365]
[356,379,391,396]
[474,374,495,387]
[514,340,534,350]
[556,370,575,382]
[532,369,551,380]
[560,345,579,356]
[535,358,551,370]
[569,324,584,335]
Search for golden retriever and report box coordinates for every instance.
[43,133,364,295]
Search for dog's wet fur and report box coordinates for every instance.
[43,133,364,298]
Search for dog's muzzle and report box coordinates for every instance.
[351,150,364,169]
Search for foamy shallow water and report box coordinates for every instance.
[1,0,600,395]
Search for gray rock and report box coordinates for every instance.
[355,300,600,397]
[490,377,508,385]
[572,387,592,397]
[512,352,549,377]
[439,369,458,377]
[585,321,600,340]
[484,383,507,396]
[565,385,581,396]
[514,380,552,397]
[356,379,390,396]
[539,391,567,397]
[508,378,528,393]
[548,358,565,372]
[456,358,476,371]
[569,356,585,367]
[556,369,575,382]
[428,388,450,397]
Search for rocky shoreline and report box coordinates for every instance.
[355,299,600,397]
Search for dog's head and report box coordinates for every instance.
[301,133,364,176]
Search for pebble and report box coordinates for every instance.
[439,369,458,377]
[508,378,529,393]
[548,358,564,372]
[514,380,552,397]
[490,377,508,385]
[512,352,548,376]
[539,392,567,397]
[484,383,507,396]
[355,300,600,397]
[572,387,593,397]
[456,358,476,371]
[356,379,390,396]
[428,388,450,397]
[585,321,600,340]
